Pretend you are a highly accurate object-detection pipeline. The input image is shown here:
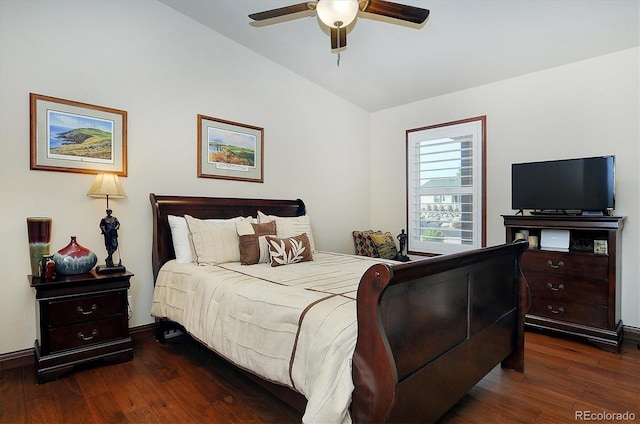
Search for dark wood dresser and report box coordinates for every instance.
[503,215,624,352]
[29,270,134,383]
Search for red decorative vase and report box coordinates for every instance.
[53,236,97,275]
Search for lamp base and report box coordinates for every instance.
[96,264,126,274]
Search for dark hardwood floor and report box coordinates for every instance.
[1,331,638,423]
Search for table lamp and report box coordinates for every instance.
[87,173,126,273]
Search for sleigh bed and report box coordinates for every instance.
[150,193,529,423]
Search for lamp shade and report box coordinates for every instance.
[87,173,126,200]
[316,0,359,28]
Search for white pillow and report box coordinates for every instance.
[168,215,253,264]
[257,211,317,252]
[185,215,252,265]
[168,215,194,263]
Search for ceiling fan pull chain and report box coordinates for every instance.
[337,52,341,67]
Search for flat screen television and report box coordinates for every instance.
[511,155,615,215]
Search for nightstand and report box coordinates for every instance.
[29,270,134,383]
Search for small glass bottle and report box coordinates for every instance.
[40,254,56,280]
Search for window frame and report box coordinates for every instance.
[405,116,487,256]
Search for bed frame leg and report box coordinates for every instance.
[501,344,524,372]
[155,318,167,343]
[155,318,189,343]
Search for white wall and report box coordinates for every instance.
[0,0,370,354]
[1,1,637,357]
[370,48,640,328]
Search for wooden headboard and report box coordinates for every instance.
[149,193,306,280]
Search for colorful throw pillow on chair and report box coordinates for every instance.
[352,230,382,257]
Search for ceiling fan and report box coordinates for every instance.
[249,0,430,51]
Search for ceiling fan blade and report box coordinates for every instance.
[330,27,347,50]
[359,0,429,24]
[249,2,315,21]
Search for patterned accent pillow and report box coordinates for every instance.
[369,232,398,260]
[352,230,382,257]
[236,221,277,265]
[265,233,313,267]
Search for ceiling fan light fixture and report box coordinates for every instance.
[249,0,430,53]
[316,0,359,28]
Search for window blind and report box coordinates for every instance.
[406,118,485,255]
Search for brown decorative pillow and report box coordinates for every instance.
[369,232,398,260]
[266,233,313,267]
[352,230,382,257]
[236,221,277,265]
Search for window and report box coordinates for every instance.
[406,116,486,255]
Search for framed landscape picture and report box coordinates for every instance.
[30,93,127,176]
[197,114,263,183]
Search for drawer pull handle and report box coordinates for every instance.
[547,260,565,269]
[547,305,565,314]
[546,283,565,291]
[77,304,98,315]
[78,329,98,341]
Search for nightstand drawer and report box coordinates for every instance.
[522,251,608,279]
[47,292,123,326]
[48,317,124,352]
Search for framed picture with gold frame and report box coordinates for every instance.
[197,114,263,183]
[30,93,127,176]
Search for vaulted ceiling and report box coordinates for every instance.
[159,0,639,112]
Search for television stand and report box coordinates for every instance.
[502,214,624,352]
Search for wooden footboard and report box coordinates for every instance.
[352,241,529,423]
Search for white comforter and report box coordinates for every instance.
[151,252,392,424]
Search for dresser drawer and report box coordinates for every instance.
[528,297,608,328]
[525,271,608,305]
[47,292,124,327]
[48,317,124,352]
[522,251,608,279]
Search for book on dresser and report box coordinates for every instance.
[502,215,624,353]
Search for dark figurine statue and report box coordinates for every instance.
[397,229,407,255]
[396,229,410,262]
[100,209,120,267]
